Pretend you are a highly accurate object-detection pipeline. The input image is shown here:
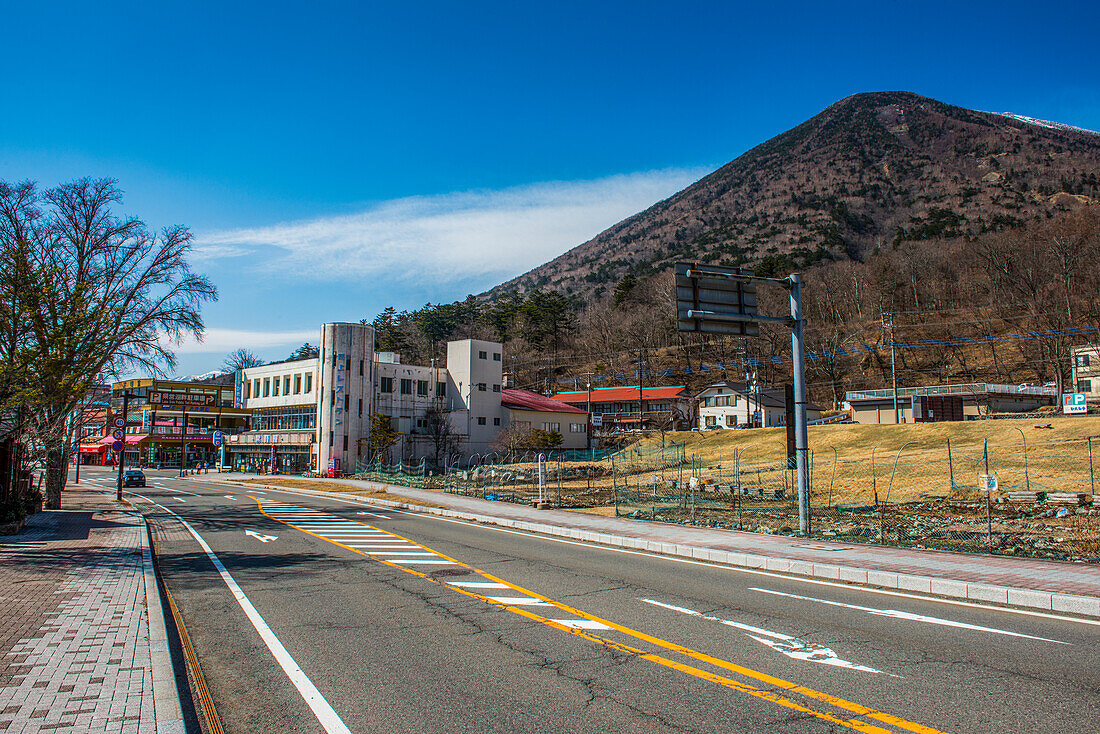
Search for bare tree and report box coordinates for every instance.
[222,348,263,372]
[424,403,461,467]
[0,178,216,509]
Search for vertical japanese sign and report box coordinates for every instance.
[335,352,345,428]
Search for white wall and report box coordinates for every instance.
[446,339,504,454]
[241,359,319,410]
[316,323,375,473]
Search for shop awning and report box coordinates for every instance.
[125,434,148,444]
[79,444,106,453]
[96,436,114,446]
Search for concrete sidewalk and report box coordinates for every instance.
[0,484,168,733]
[226,475,1100,618]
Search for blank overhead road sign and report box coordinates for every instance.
[675,262,762,335]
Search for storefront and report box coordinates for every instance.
[227,431,315,474]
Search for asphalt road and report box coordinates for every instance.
[74,467,1100,733]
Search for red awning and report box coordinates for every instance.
[79,444,106,453]
[125,434,147,444]
[96,436,114,446]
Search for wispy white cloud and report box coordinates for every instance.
[193,168,706,284]
[169,327,318,354]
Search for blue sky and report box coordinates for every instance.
[2,1,1098,376]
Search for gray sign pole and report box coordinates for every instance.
[789,273,810,535]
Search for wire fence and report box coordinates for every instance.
[349,436,1100,562]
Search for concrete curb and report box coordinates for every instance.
[140,517,187,734]
[221,478,1100,619]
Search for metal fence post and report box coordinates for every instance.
[946,437,954,493]
[990,440,998,548]
[1089,437,1095,498]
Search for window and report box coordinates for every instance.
[273,378,280,397]
[717,396,730,407]
[542,422,560,432]
[494,417,501,426]
[436,382,446,397]
[331,390,336,407]
[477,416,486,425]
[358,398,362,417]
[343,395,349,412]
[284,376,291,395]
[478,350,487,360]
[725,414,738,426]
[305,374,312,393]
[1081,379,1093,393]
[245,382,251,400]
[478,383,486,392]
[380,376,393,393]
[343,435,348,451]
[263,378,270,397]
[570,423,585,433]
[254,379,261,397]
[329,430,334,446]
[400,378,412,395]
[1078,355,1092,368]
[492,384,500,393]
[359,360,364,376]
[493,353,501,361]
[293,374,301,394]
[705,416,716,427]
[417,380,428,396]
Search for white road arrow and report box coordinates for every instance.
[641,598,894,676]
[224,495,237,500]
[245,530,278,543]
[356,511,390,519]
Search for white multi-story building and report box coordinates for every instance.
[226,323,512,473]
[695,381,822,429]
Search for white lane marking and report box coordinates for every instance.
[374,553,438,557]
[128,493,354,734]
[450,582,510,589]
[641,598,892,675]
[224,495,237,500]
[388,560,456,565]
[173,497,187,503]
[748,588,1069,644]
[344,504,1100,629]
[348,546,418,550]
[488,596,555,606]
[245,530,278,543]
[551,619,613,630]
[166,488,201,496]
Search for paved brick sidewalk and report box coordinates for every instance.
[0,484,154,733]
[234,476,1100,609]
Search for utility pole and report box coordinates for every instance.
[637,348,647,431]
[582,372,594,453]
[789,274,810,536]
[883,312,899,423]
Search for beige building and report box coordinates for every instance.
[230,323,507,473]
[500,389,589,450]
[845,383,1056,424]
[1072,344,1100,401]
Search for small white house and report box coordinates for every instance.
[696,381,822,429]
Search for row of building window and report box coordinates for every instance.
[248,373,313,400]
[250,406,317,431]
[478,350,502,361]
[378,377,449,397]
[704,415,739,427]
[700,395,738,408]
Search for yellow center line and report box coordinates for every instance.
[251,497,947,734]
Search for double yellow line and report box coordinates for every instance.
[253,497,948,734]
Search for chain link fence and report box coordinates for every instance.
[349,435,1100,562]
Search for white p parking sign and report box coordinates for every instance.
[1063,392,1087,415]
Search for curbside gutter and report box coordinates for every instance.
[222,478,1100,620]
[140,517,187,734]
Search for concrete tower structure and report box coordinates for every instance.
[315,323,375,473]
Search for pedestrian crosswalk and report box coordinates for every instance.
[258,501,612,631]
[260,503,464,569]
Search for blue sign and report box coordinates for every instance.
[212,430,224,447]
[1063,392,1087,415]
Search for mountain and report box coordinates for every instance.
[491,91,1100,301]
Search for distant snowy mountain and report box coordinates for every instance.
[993,112,1099,136]
[175,370,221,382]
